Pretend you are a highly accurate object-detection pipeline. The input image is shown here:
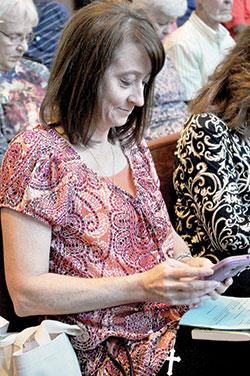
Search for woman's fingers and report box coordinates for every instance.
[143,259,223,305]
[166,262,214,281]
[161,286,215,306]
[209,277,234,299]
[141,259,231,306]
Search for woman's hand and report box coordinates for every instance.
[182,257,233,299]
[139,257,230,306]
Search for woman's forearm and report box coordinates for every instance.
[12,271,146,317]
[1,208,146,317]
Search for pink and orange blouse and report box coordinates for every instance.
[0,125,189,375]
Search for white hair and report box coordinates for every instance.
[133,0,188,18]
[0,0,38,27]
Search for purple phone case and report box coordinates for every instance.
[205,255,250,281]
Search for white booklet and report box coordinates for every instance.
[180,295,250,330]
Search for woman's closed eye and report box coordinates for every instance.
[120,79,133,87]
[120,78,149,88]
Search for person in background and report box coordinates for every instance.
[173,26,250,296]
[165,0,235,102]
[0,2,230,375]
[24,0,70,69]
[224,0,250,38]
[177,0,196,27]
[0,0,49,164]
[133,0,189,140]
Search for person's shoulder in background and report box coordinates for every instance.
[24,0,70,69]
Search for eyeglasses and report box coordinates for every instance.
[0,30,35,44]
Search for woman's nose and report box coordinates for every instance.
[16,39,28,53]
[128,85,145,107]
[163,24,173,37]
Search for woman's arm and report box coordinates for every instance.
[2,208,149,316]
[2,208,223,317]
[172,226,192,259]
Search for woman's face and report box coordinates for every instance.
[0,17,32,72]
[148,10,176,40]
[95,41,152,135]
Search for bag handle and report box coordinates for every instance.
[0,333,17,347]
[9,320,83,348]
[34,320,83,346]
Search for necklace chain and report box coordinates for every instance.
[54,127,116,183]
[86,143,115,184]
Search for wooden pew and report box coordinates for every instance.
[147,132,180,224]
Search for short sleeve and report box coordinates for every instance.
[0,130,81,227]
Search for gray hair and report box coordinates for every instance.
[133,0,187,18]
[0,0,38,26]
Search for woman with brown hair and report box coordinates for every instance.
[0,1,230,375]
[174,26,250,294]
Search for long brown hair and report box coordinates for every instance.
[189,26,250,139]
[40,0,165,146]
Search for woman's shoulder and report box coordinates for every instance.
[7,125,64,159]
[1,125,78,190]
[12,124,53,141]
[18,58,50,82]
[186,113,228,135]
[177,113,230,153]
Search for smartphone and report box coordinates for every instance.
[204,255,250,282]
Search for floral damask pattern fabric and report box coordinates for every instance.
[173,113,250,262]
[0,125,189,375]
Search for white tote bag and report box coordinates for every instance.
[0,316,14,376]
[0,319,83,376]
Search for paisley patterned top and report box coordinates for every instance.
[0,125,189,376]
[174,113,250,262]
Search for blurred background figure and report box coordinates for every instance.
[177,0,196,27]
[133,0,189,140]
[0,0,49,163]
[173,26,250,296]
[224,0,250,38]
[24,0,70,69]
[57,0,74,14]
[165,0,235,102]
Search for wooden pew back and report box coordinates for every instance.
[147,132,179,224]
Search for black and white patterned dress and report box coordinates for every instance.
[173,113,250,262]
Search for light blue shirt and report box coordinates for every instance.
[164,13,235,101]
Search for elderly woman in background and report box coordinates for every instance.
[173,26,250,296]
[0,0,49,163]
[133,0,190,140]
[0,1,231,375]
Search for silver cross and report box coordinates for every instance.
[166,348,181,376]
